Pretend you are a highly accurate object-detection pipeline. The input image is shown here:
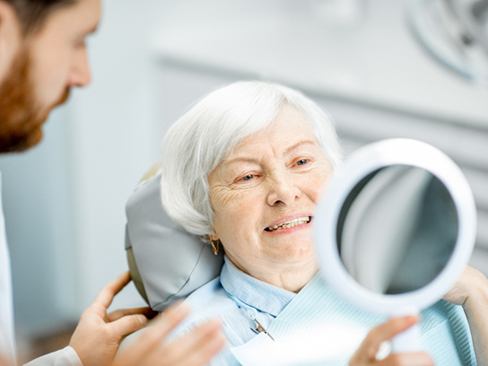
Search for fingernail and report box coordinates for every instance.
[216,332,226,344]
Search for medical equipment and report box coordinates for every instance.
[408,0,488,85]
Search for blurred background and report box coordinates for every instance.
[1,0,487,356]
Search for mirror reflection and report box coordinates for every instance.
[336,165,458,295]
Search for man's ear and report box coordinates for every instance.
[0,1,22,81]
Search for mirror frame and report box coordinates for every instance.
[314,139,476,314]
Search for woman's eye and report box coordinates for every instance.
[234,173,260,185]
[241,174,255,181]
[296,159,310,166]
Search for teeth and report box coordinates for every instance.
[266,216,311,232]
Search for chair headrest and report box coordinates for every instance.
[125,171,224,311]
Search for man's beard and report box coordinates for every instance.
[0,48,70,153]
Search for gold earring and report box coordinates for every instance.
[210,239,221,255]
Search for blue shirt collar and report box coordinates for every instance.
[220,256,295,317]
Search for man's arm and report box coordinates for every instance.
[23,346,81,366]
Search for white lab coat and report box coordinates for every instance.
[0,173,82,366]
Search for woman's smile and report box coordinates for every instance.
[263,214,313,235]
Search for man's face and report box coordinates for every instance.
[0,0,101,152]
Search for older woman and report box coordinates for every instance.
[159,81,488,366]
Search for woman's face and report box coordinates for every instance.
[208,105,332,280]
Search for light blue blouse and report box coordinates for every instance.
[180,257,294,364]
[178,256,476,365]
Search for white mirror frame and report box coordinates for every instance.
[314,138,477,315]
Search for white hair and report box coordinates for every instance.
[160,81,342,236]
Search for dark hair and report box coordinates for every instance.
[4,0,77,34]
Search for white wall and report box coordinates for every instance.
[0,105,77,335]
[66,0,170,313]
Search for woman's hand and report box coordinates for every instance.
[69,272,155,366]
[112,304,225,366]
[443,266,488,307]
[444,265,488,366]
[349,316,433,366]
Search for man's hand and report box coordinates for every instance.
[112,303,225,366]
[0,354,11,366]
[69,272,154,366]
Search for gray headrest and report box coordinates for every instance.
[125,172,224,311]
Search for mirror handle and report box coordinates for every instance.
[391,322,422,352]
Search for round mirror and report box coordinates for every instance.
[337,165,458,295]
[314,139,476,349]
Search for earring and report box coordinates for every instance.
[210,239,221,256]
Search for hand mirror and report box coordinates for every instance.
[314,139,476,351]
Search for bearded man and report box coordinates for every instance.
[0,1,224,365]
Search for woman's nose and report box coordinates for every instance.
[266,173,301,206]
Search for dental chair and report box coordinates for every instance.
[124,165,224,311]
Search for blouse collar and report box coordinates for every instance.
[219,256,295,317]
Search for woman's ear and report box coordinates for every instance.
[207,232,222,256]
[208,232,220,242]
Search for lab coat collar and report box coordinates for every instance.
[0,171,16,361]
